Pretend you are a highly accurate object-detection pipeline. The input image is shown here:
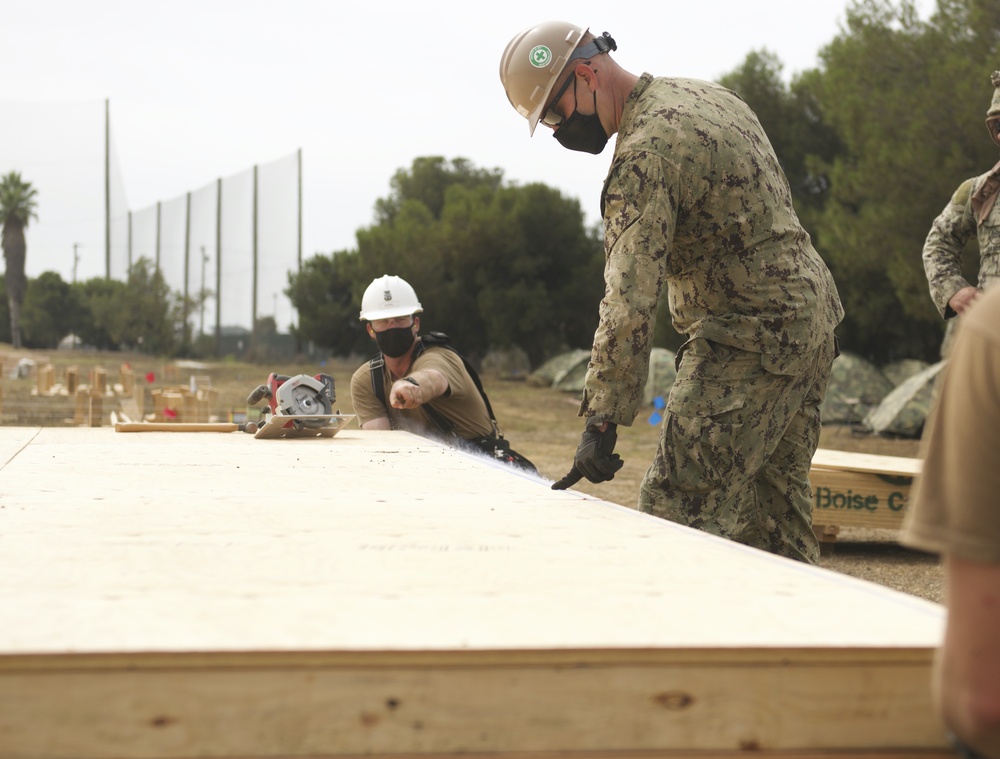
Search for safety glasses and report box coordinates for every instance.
[370,316,414,332]
[540,73,576,128]
[539,33,617,128]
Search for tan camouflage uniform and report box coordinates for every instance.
[580,74,844,564]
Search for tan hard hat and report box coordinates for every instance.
[987,70,1000,147]
[499,21,588,136]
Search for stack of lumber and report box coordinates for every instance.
[810,448,922,535]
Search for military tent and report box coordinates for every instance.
[553,347,678,405]
[863,360,946,437]
[526,350,590,388]
[820,351,894,425]
[553,354,591,393]
[881,359,930,388]
[643,348,678,405]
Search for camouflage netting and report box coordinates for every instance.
[820,351,894,425]
[553,354,591,393]
[526,349,590,388]
[643,347,677,405]
[530,347,679,407]
[881,359,931,388]
[863,361,946,437]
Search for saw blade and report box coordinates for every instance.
[275,375,333,420]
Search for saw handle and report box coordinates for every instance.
[246,384,271,406]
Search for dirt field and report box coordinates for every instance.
[0,348,941,604]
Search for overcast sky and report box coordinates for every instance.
[2,0,933,309]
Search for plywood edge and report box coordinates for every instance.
[812,448,921,477]
[0,646,935,673]
[210,754,956,759]
[0,655,949,756]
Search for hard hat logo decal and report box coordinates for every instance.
[529,45,552,68]
[383,289,392,301]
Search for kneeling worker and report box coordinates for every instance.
[351,274,534,470]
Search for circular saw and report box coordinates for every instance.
[247,372,335,429]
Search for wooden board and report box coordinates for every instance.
[253,412,355,439]
[811,448,921,478]
[0,427,948,758]
[114,420,244,433]
[810,448,922,532]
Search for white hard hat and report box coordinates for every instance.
[359,275,423,321]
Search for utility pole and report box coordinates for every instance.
[200,246,209,337]
[73,243,82,283]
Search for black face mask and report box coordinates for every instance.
[374,325,415,358]
[553,83,609,155]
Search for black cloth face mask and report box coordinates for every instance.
[374,326,415,358]
[553,80,609,155]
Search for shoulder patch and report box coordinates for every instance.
[951,178,976,206]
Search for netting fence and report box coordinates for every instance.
[0,99,302,355]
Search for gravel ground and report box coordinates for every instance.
[812,426,942,604]
[819,527,942,603]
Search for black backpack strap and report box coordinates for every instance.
[368,352,396,430]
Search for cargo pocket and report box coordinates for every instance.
[663,380,746,494]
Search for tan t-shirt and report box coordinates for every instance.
[901,286,1000,563]
[350,342,494,441]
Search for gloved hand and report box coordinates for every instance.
[574,420,624,483]
[551,418,625,490]
[551,466,584,490]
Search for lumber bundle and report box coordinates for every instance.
[810,448,922,537]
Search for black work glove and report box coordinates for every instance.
[551,466,584,490]
[552,419,624,489]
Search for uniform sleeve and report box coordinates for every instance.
[902,294,1000,562]
[923,178,978,318]
[580,151,674,424]
[412,348,466,399]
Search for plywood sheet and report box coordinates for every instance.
[0,427,948,757]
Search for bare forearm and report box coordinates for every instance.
[938,556,1000,758]
[388,369,449,410]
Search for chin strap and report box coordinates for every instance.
[565,32,617,68]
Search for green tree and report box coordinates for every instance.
[435,181,604,364]
[21,271,83,348]
[719,51,843,238]
[0,274,9,343]
[112,258,180,355]
[374,157,503,224]
[0,171,39,349]
[807,0,999,362]
[72,276,131,350]
[286,246,371,357]
[288,157,605,366]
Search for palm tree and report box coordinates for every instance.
[0,171,39,348]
